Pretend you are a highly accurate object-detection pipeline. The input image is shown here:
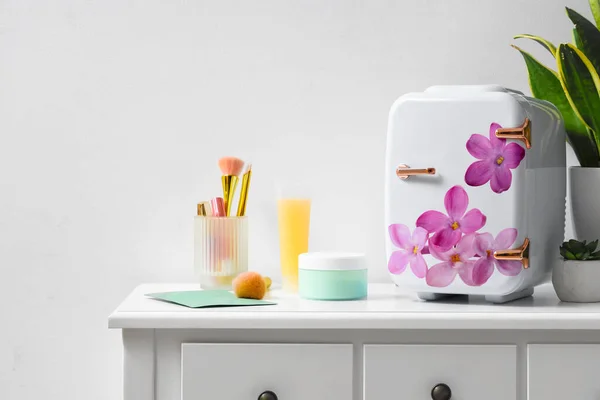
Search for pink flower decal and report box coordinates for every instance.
[416,185,486,251]
[426,234,477,287]
[472,228,522,285]
[388,224,428,278]
[464,122,525,194]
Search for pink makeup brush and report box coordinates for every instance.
[218,156,245,216]
[210,197,226,217]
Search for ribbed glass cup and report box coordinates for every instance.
[194,216,248,289]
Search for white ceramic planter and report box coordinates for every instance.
[570,167,600,241]
[552,259,600,302]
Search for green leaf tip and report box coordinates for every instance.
[514,34,557,56]
[590,0,600,27]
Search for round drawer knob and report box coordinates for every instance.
[257,390,278,400]
[431,383,452,400]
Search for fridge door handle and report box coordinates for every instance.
[493,237,530,269]
[396,164,437,180]
[495,118,531,149]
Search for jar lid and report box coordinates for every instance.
[298,252,367,271]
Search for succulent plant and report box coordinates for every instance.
[513,0,600,167]
[560,239,600,260]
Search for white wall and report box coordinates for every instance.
[0,0,587,398]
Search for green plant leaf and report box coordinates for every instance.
[584,250,591,259]
[561,239,600,259]
[513,44,599,166]
[573,28,584,48]
[565,250,577,260]
[590,0,600,27]
[569,239,582,246]
[587,239,599,252]
[557,44,600,153]
[514,34,557,56]
[591,250,600,258]
[570,239,587,254]
[560,246,568,258]
[566,7,600,76]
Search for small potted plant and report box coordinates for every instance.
[513,0,600,241]
[553,239,600,302]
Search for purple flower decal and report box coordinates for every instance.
[388,224,428,278]
[472,228,522,285]
[426,234,477,287]
[464,122,525,193]
[416,185,486,251]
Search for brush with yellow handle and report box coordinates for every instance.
[218,156,245,216]
[237,163,252,217]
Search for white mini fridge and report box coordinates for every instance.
[384,85,566,303]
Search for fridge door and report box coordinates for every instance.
[385,89,532,295]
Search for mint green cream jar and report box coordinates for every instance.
[298,252,368,300]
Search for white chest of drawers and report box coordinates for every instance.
[109,284,600,400]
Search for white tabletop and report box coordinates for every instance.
[108,283,600,330]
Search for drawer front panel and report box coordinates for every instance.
[364,344,517,400]
[529,344,600,400]
[181,343,352,400]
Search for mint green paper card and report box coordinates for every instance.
[145,290,276,308]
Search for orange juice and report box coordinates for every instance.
[277,198,311,292]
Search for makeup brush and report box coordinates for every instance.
[210,197,226,217]
[197,201,211,216]
[218,156,245,216]
[236,163,252,217]
[203,201,213,216]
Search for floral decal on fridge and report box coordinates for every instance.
[388,122,526,287]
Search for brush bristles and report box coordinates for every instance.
[218,156,245,176]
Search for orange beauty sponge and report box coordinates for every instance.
[233,271,267,300]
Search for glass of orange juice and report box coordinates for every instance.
[277,190,311,292]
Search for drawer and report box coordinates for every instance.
[181,343,353,400]
[364,345,517,400]
[529,344,600,400]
